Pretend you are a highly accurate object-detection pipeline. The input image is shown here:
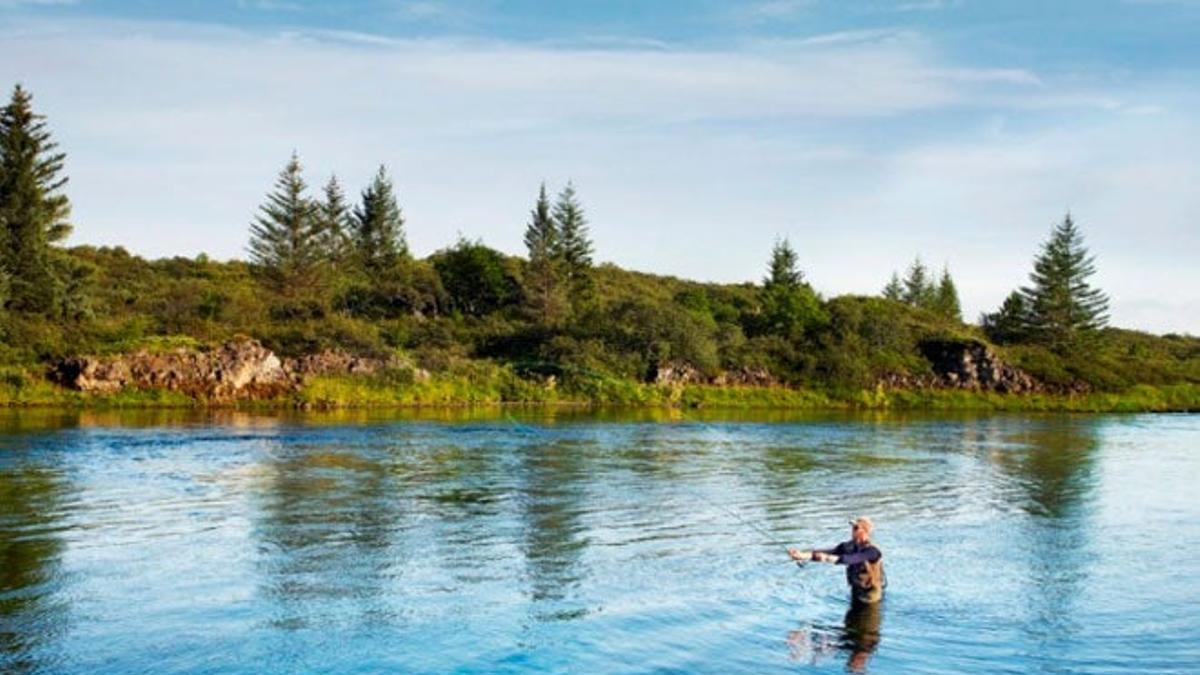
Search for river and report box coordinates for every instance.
[1,409,1196,673]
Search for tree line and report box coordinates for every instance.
[1,82,1137,392]
[245,151,597,326]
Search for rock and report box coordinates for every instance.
[916,339,1042,394]
[284,350,393,377]
[649,362,778,387]
[711,366,778,387]
[650,361,706,385]
[51,339,295,402]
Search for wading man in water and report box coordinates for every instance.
[788,516,885,604]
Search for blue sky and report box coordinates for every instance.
[1,0,1197,333]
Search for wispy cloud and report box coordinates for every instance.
[0,16,1194,332]
[0,0,80,7]
[737,0,816,21]
[235,0,305,11]
[892,0,963,11]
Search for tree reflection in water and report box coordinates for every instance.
[518,439,590,621]
[0,462,72,674]
[993,418,1101,661]
[252,442,400,632]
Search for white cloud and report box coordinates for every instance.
[740,0,817,20]
[235,0,304,11]
[0,17,1195,333]
[0,0,79,6]
[893,0,963,11]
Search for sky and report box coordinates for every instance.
[0,0,1197,334]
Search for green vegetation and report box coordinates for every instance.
[0,83,1196,411]
[882,257,962,322]
[983,213,1110,350]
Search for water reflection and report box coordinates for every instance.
[0,462,72,673]
[0,409,1193,673]
[786,602,884,672]
[518,440,590,620]
[251,439,401,631]
[995,420,1101,660]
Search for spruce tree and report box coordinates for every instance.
[352,165,407,275]
[764,237,803,290]
[316,174,352,269]
[982,291,1029,344]
[758,238,824,338]
[0,84,72,313]
[1020,213,1109,349]
[247,152,322,292]
[882,272,904,302]
[552,181,593,292]
[522,183,565,325]
[933,266,962,321]
[902,257,935,309]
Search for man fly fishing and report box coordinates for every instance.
[789,516,886,604]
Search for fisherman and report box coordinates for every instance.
[789,516,885,604]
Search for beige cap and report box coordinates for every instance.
[849,516,874,533]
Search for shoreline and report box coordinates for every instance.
[1,380,1196,414]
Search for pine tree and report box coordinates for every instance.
[757,238,825,338]
[982,291,1029,344]
[933,266,962,321]
[315,174,352,268]
[1020,213,1109,349]
[902,257,935,309]
[352,165,407,275]
[522,183,565,325]
[882,272,903,301]
[247,152,322,292]
[553,181,593,293]
[764,237,803,290]
[0,84,72,313]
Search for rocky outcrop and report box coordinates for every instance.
[50,341,438,402]
[650,362,779,388]
[52,339,295,402]
[650,361,707,386]
[284,350,391,377]
[711,366,778,388]
[913,339,1042,393]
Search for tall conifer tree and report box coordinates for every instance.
[758,237,824,338]
[902,257,935,308]
[934,266,962,320]
[882,272,904,301]
[552,181,593,292]
[982,291,1030,344]
[352,165,407,275]
[316,174,352,268]
[1020,213,1109,348]
[764,237,803,289]
[0,84,72,313]
[247,152,322,292]
[522,183,565,324]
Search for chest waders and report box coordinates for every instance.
[851,545,885,604]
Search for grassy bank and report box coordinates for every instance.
[295,373,1200,412]
[3,363,1193,412]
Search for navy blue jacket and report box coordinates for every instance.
[818,540,883,589]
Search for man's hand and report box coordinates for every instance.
[788,548,812,562]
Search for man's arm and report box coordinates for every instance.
[789,544,840,562]
[821,547,880,566]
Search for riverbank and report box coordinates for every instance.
[2,367,1196,412]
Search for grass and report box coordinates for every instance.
[0,362,1196,412]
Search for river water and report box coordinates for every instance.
[1,409,1197,673]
